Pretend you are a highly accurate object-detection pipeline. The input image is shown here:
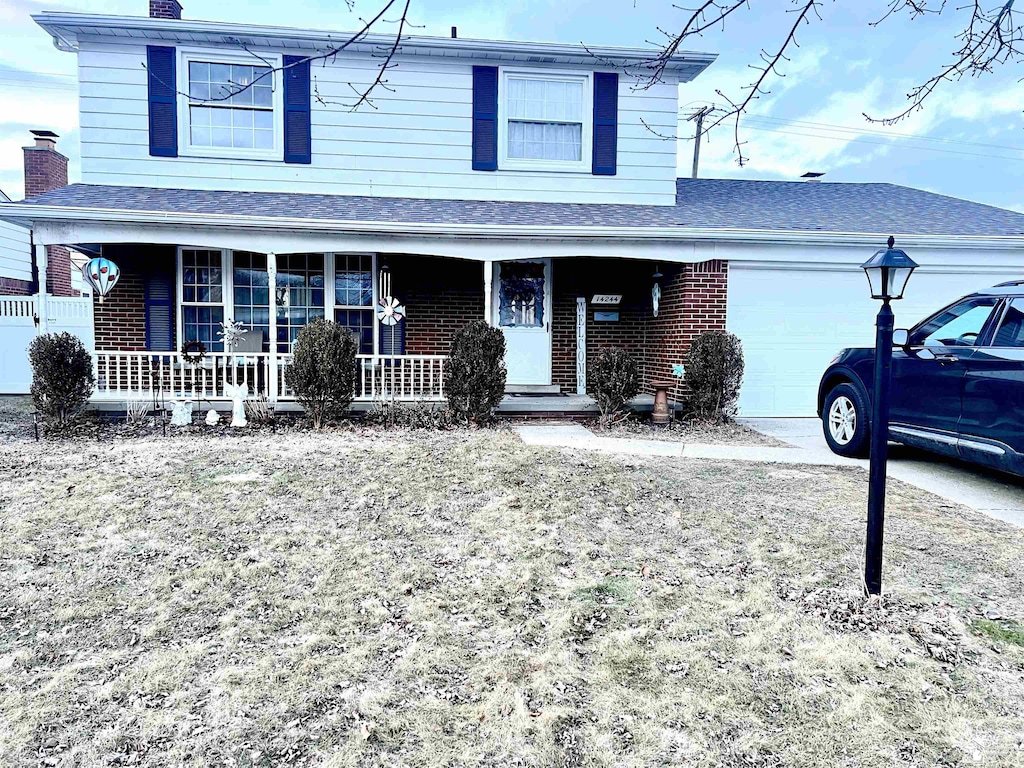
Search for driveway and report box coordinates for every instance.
[743,417,1024,527]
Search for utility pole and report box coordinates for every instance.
[689,107,709,178]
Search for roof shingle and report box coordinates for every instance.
[17,178,1024,237]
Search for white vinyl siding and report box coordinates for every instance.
[0,217,32,284]
[76,40,679,205]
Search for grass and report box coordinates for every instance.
[1,399,1024,766]
[971,618,1024,648]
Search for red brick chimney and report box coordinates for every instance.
[150,0,183,19]
[23,130,73,296]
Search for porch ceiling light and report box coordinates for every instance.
[860,235,918,301]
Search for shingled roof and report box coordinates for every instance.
[17,178,1024,237]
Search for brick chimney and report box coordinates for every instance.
[23,130,67,198]
[23,130,73,296]
[150,0,183,19]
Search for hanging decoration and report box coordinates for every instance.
[377,296,406,326]
[651,265,663,318]
[81,257,120,303]
[180,339,207,365]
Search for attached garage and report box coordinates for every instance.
[728,260,1024,417]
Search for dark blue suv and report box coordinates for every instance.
[818,283,1024,475]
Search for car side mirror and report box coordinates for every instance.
[892,329,909,347]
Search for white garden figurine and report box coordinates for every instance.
[205,409,220,426]
[225,383,249,427]
[170,399,193,426]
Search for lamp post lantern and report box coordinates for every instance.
[861,235,917,595]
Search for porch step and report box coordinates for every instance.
[504,384,562,394]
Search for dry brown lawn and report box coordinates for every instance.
[1,401,1023,767]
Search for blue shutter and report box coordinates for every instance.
[472,66,498,171]
[145,270,174,351]
[147,46,178,157]
[379,319,406,355]
[283,55,312,164]
[592,72,618,175]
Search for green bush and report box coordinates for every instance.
[685,330,745,422]
[589,347,640,422]
[29,332,95,433]
[284,319,358,429]
[444,320,507,424]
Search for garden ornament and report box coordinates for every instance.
[218,319,248,349]
[225,383,249,428]
[82,257,120,303]
[170,399,193,426]
[205,409,220,426]
[651,266,663,318]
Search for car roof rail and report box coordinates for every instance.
[993,280,1024,287]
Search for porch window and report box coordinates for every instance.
[181,249,225,351]
[232,251,270,351]
[334,254,374,354]
[501,71,591,171]
[276,253,325,352]
[498,261,545,327]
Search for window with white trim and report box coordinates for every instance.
[276,253,325,353]
[500,71,591,171]
[179,52,282,160]
[180,249,225,351]
[334,254,375,354]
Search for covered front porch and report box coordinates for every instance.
[17,205,727,414]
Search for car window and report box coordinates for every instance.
[912,297,998,347]
[992,298,1024,347]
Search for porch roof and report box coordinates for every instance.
[5,179,1024,241]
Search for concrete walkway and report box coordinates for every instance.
[515,421,1024,527]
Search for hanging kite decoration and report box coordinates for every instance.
[81,257,121,303]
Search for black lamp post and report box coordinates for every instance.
[860,235,917,595]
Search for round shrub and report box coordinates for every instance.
[284,318,358,429]
[685,330,745,422]
[589,347,640,421]
[29,332,95,433]
[444,320,507,424]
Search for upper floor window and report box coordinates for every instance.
[178,52,283,160]
[499,71,592,172]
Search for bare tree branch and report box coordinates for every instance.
[142,0,414,112]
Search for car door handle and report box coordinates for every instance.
[934,353,959,363]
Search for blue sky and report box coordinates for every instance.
[0,0,1022,210]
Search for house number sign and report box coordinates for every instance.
[591,294,622,305]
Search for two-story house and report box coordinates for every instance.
[3,0,1024,416]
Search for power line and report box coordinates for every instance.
[739,123,1024,162]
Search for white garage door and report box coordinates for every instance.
[727,264,1022,417]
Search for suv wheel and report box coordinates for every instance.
[822,383,870,458]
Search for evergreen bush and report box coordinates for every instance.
[284,319,358,429]
[29,332,95,433]
[685,330,745,422]
[444,320,507,424]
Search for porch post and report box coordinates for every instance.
[483,260,493,325]
[35,244,49,333]
[267,252,278,403]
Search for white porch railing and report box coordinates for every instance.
[92,351,446,403]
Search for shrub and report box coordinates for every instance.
[588,347,640,422]
[685,330,745,422]
[29,332,95,433]
[444,320,507,424]
[284,319,358,429]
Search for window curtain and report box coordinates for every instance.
[507,77,583,161]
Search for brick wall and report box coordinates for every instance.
[150,0,183,19]
[392,254,485,355]
[94,245,176,351]
[0,276,33,295]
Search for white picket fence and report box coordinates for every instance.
[0,294,94,394]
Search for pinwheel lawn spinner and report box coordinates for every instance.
[377,296,406,326]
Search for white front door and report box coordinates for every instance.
[493,259,552,386]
